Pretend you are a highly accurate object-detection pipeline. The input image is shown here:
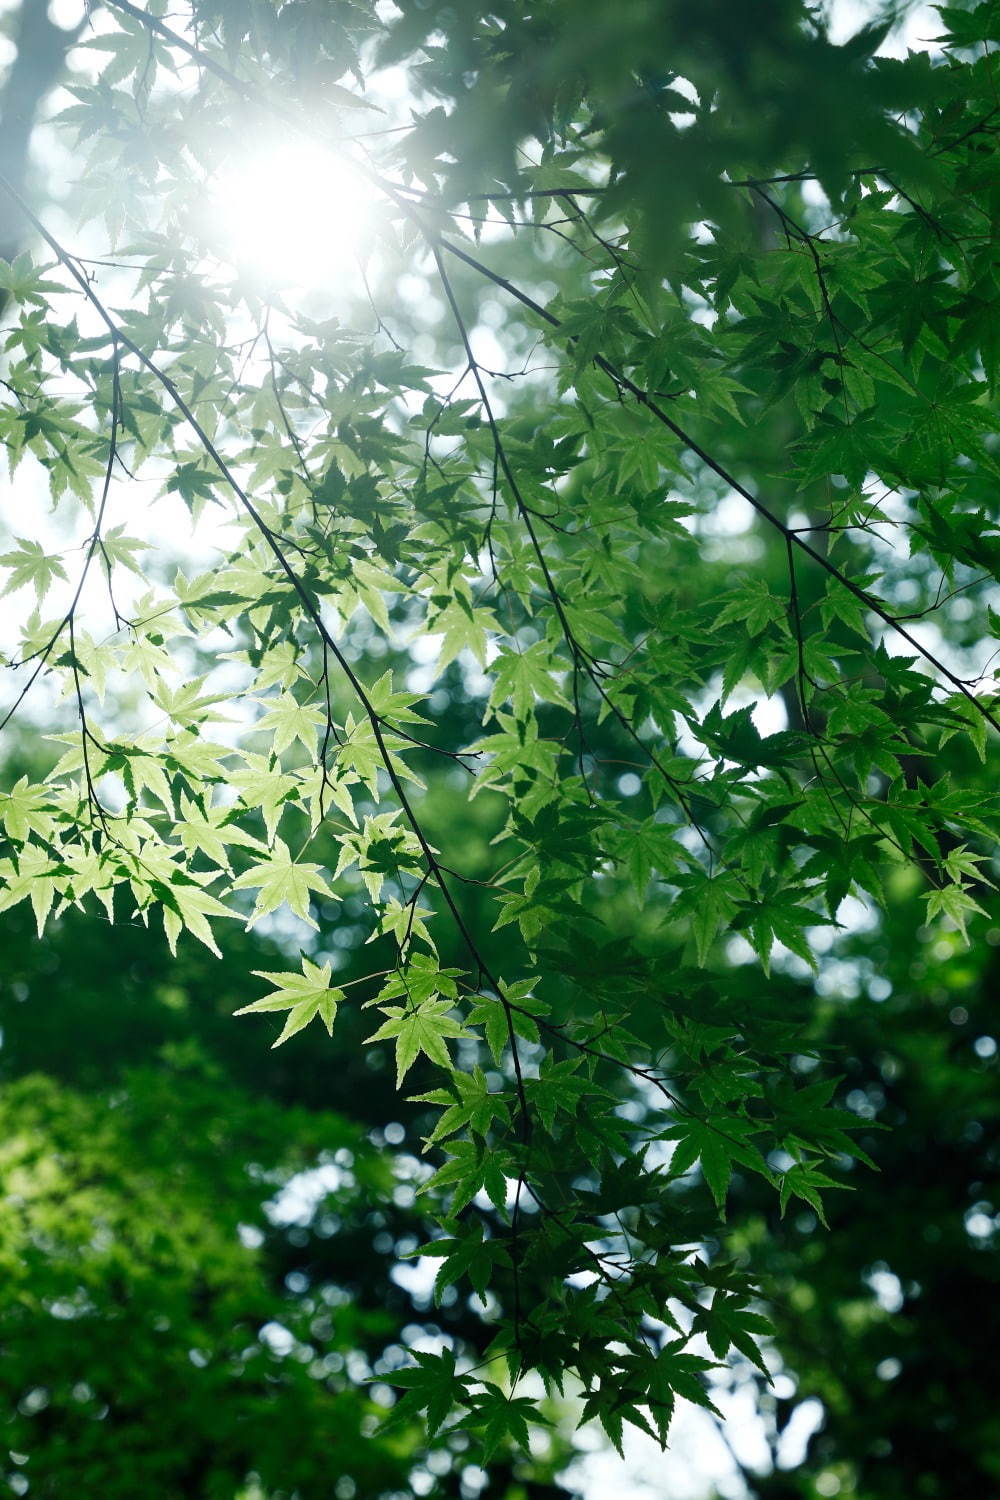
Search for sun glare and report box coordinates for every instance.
[209,139,374,291]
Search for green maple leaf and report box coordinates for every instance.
[176,792,264,870]
[384,1348,468,1439]
[747,893,821,973]
[648,1342,722,1415]
[365,998,471,1086]
[0,776,56,843]
[372,952,462,1007]
[152,675,232,729]
[100,524,150,575]
[114,742,176,817]
[234,957,343,1047]
[231,837,332,927]
[165,733,235,786]
[428,593,498,671]
[778,1161,845,1226]
[525,1056,595,1133]
[165,461,222,512]
[694,1293,774,1373]
[660,1116,770,1213]
[476,1388,540,1463]
[673,872,740,966]
[924,881,989,944]
[486,642,572,721]
[713,579,787,637]
[418,1137,505,1214]
[0,846,65,936]
[412,1065,510,1146]
[374,895,436,952]
[253,695,327,757]
[159,876,238,957]
[0,253,65,304]
[0,538,68,602]
[228,753,300,842]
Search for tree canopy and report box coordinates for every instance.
[0,0,997,1491]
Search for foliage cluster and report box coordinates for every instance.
[0,0,997,1481]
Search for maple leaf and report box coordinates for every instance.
[176,792,265,870]
[100,524,150,575]
[384,1348,469,1439]
[253,695,327,757]
[234,957,343,1047]
[0,538,68,602]
[0,776,56,843]
[924,881,989,944]
[365,998,472,1086]
[659,1115,772,1213]
[486,642,572,721]
[231,837,332,928]
[228,754,300,842]
[427,592,499,672]
[159,875,239,957]
[0,846,65,935]
[151,675,232,729]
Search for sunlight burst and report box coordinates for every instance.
[209,139,374,290]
